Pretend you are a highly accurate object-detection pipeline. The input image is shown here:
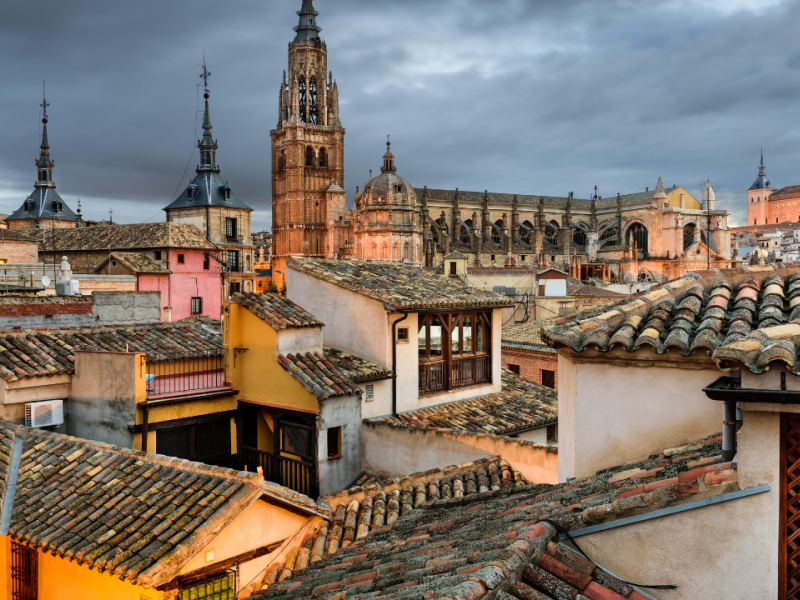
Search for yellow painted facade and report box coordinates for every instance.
[224,302,320,414]
[664,186,702,210]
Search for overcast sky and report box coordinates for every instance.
[1,0,798,231]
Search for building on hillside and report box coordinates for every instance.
[0,229,37,263]
[28,222,221,321]
[271,0,345,288]
[247,431,765,600]
[6,101,78,230]
[502,317,560,390]
[0,421,327,600]
[163,73,256,297]
[286,258,514,416]
[225,292,365,496]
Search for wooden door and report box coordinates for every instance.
[782,414,800,599]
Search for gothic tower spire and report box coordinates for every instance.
[197,58,219,174]
[294,0,322,42]
[36,87,54,189]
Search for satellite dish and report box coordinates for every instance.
[41,276,51,288]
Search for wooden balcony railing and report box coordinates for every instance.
[419,354,491,395]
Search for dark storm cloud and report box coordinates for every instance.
[1,0,798,230]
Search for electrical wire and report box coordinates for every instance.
[143,85,201,223]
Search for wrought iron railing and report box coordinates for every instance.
[419,354,491,395]
[145,350,226,398]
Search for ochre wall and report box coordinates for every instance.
[225,303,319,414]
[1,375,71,421]
[0,240,37,263]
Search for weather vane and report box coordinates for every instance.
[199,51,212,94]
[40,81,50,120]
[387,134,390,147]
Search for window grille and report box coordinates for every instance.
[365,385,374,400]
[225,218,237,240]
[179,572,236,600]
[397,327,409,342]
[11,541,37,600]
[191,297,203,315]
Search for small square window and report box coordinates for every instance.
[547,424,557,443]
[397,327,409,343]
[203,254,210,270]
[365,384,374,401]
[154,251,162,261]
[491,255,496,261]
[541,369,555,389]
[327,427,342,459]
[191,297,203,315]
[508,364,520,376]
[177,254,185,264]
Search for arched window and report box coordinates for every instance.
[492,220,504,244]
[393,243,399,261]
[682,223,697,246]
[544,220,559,246]
[435,217,448,235]
[627,223,648,251]
[279,149,286,171]
[298,77,307,123]
[382,244,389,260]
[573,227,587,247]
[458,222,471,244]
[600,225,616,248]
[403,243,410,261]
[318,147,327,168]
[519,220,533,244]
[308,78,318,124]
[371,243,377,259]
[306,146,315,167]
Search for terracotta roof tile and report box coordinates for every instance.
[376,370,557,435]
[233,292,323,330]
[502,317,561,354]
[324,346,393,382]
[24,222,216,251]
[0,229,35,242]
[0,323,222,383]
[98,252,170,274]
[288,258,514,310]
[278,351,363,400]
[567,284,626,298]
[4,423,319,588]
[248,434,734,599]
[0,421,14,516]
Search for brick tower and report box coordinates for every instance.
[271,0,345,287]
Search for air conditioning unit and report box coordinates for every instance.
[55,280,79,296]
[506,288,516,296]
[25,399,64,428]
[493,286,507,294]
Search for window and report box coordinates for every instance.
[547,425,557,443]
[541,369,555,389]
[627,223,648,251]
[11,540,37,600]
[157,417,232,467]
[319,147,327,168]
[204,254,210,270]
[226,251,240,273]
[683,223,696,251]
[365,385,374,401]
[191,297,203,315]
[229,282,241,295]
[397,327,409,343]
[225,218,238,241]
[177,254,185,264]
[154,251,162,261]
[179,572,236,600]
[298,76,307,123]
[306,146,314,167]
[508,364,520,376]
[327,426,342,459]
[491,255,496,261]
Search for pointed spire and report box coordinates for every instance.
[702,179,715,211]
[197,57,219,174]
[294,0,322,42]
[381,136,396,174]
[750,148,772,190]
[652,177,667,207]
[35,83,54,189]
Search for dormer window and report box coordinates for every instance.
[396,185,402,193]
[52,200,63,213]
[220,185,232,201]
[186,185,198,200]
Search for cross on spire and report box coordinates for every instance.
[199,53,212,94]
[40,81,50,121]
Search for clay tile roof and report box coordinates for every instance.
[98,252,171,274]
[770,185,800,198]
[545,265,800,360]
[502,317,561,354]
[3,422,319,588]
[0,421,14,515]
[288,258,514,310]
[0,322,223,383]
[323,346,393,382]
[233,292,323,330]
[375,369,557,435]
[23,222,216,251]
[248,433,738,599]
[277,351,363,400]
[0,229,35,242]
[567,284,626,298]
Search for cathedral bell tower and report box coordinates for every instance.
[271,0,344,287]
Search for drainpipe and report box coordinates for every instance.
[722,400,736,461]
[385,304,409,417]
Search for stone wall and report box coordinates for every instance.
[0,240,37,263]
[501,347,558,390]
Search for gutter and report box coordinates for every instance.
[384,303,410,418]
[703,375,800,404]
[0,431,25,535]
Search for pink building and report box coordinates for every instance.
[34,222,223,322]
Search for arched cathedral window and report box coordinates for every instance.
[573,227,587,247]
[306,146,315,167]
[683,223,696,251]
[309,78,318,124]
[298,77,307,123]
[319,148,327,168]
[544,220,559,246]
[627,223,648,252]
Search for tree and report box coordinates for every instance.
[266,280,279,294]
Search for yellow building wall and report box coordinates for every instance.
[36,549,154,600]
[225,303,319,414]
[1,536,9,600]
[665,186,701,210]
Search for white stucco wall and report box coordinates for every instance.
[559,350,722,480]
[318,393,363,496]
[288,270,390,366]
[275,326,323,357]
[359,379,393,419]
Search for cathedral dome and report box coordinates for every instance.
[364,141,416,206]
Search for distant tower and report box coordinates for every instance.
[746,150,773,227]
[7,88,77,230]
[652,177,668,209]
[701,180,715,211]
[271,0,345,286]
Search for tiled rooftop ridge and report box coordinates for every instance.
[0,322,223,382]
[102,252,171,274]
[374,369,558,436]
[4,422,320,588]
[247,434,736,599]
[23,222,217,251]
[502,317,562,354]
[323,346,393,382]
[233,292,324,330]
[277,351,363,400]
[288,258,514,310]
[547,267,800,357]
